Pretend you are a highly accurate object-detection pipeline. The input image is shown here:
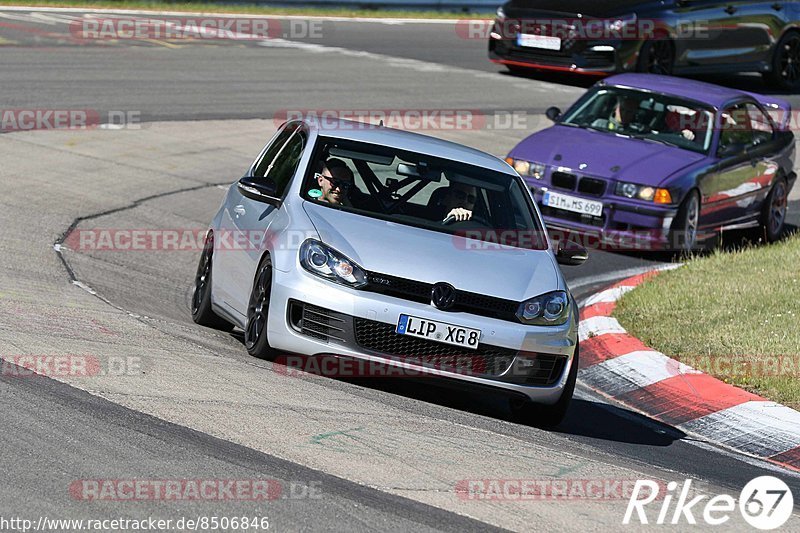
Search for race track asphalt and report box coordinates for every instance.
[1,7,799,531]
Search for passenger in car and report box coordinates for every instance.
[314,158,354,206]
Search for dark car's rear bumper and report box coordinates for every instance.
[488,25,640,75]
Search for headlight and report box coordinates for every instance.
[506,158,546,180]
[615,182,672,203]
[517,291,570,326]
[299,239,367,288]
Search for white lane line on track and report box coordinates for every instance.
[0,6,490,24]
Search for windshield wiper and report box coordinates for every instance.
[629,133,681,149]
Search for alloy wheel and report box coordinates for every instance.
[778,35,800,86]
[245,263,270,350]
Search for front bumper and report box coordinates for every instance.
[266,267,578,404]
[529,184,680,252]
[488,27,641,75]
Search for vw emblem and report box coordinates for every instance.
[579,163,588,170]
[431,282,456,311]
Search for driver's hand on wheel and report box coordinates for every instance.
[445,208,472,222]
[681,129,696,141]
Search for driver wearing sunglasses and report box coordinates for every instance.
[437,182,477,222]
[315,158,354,205]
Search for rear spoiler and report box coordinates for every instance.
[744,92,792,131]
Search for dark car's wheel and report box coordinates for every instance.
[764,32,800,91]
[637,38,674,75]
[761,178,788,242]
[669,191,701,254]
[245,256,280,360]
[191,232,233,331]
[509,344,579,428]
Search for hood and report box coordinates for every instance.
[504,0,662,18]
[510,125,706,187]
[301,201,561,302]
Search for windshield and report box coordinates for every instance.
[301,137,548,250]
[560,86,715,154]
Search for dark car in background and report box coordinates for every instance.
[505,74,795,252]
[489,0,800,90]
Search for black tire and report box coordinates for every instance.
[669,191,701,254]
[637,38,675,75]
[509,343,579,428]
[761,178,789,242]
[245,256,280,360]
[763,31,800,91]
[191,232,233,331]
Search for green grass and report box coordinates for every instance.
[613,234,800,410]
[0,1,491,18]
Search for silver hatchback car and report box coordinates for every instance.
[192,119,587,426]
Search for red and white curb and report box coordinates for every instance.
[578,267,800,473]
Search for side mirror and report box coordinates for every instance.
[556,240,588,266]
[238,176,281,206]
[545,106,562,122]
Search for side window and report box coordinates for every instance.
[267,130,307,198]
[252,123,297,178]
[718,104,753,154]
[744,103,774,146]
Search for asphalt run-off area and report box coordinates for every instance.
[1,5,799,532]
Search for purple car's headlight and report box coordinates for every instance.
[615,181,673,203]
[506,158,546,180]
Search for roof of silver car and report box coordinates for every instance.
[301,118,514,175]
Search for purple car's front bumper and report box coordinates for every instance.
[528,184,680,252]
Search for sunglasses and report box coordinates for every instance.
[316,173,352,191]
[449,189,477,204]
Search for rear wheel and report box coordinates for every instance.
[669,191,701,254]
[509,344,579,428]
[245,256,280,360]
[761,178,788,242]
[763,32,800,91]
[191,232,233,331]
[637,38,674,75]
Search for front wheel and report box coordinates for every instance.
[669,191,701,254]
[509,344,579,428]
[763,32,800,91]
[245,256,280,360]
[191,232,233,331]
[761,178,788,242]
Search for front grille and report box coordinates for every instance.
[353,318,516,376]
[365,272,520,322]
[551,171,577,191]
[289,301,347,343]
[540,205,605,228]
[577,177,606,197]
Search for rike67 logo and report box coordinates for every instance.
[624,476,794,529]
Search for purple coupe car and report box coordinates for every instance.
[506,74,796,252]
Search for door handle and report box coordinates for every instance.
[725,5,737,14]
[772,2,783,10]
[233,205,246,217]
